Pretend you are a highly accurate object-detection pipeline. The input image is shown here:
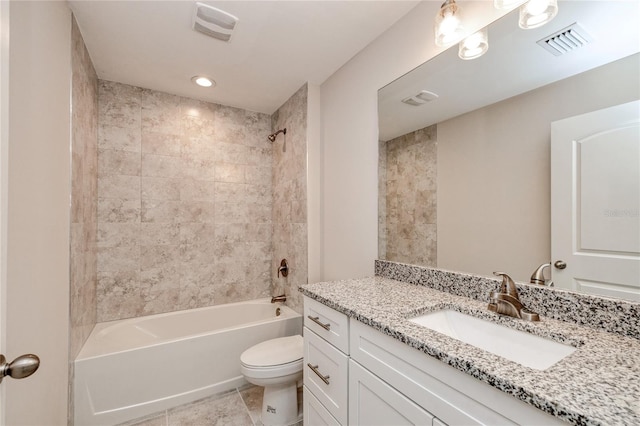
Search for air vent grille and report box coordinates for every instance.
[402,90,439,106]
[192,2,239,43]
[537,23,592,56]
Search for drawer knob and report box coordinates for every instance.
[307,315,331,330]
[307,363,331,385]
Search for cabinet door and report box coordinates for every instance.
[349,360,435,426]
[303,386,341,426]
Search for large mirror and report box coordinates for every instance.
[378,1,640,300]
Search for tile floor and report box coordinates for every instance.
[120,385,303,426]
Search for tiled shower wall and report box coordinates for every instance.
[271,85,308,314]
[70,16,99,423]
[97,81,275,321]
[70,17,98,359]
[383,125,437,267]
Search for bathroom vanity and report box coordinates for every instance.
[300,262,640,425]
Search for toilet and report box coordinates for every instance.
[240,335,304,426]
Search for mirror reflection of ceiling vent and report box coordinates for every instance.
[192,2,239,43]
[537,23,592,56]
[402,90,439,106]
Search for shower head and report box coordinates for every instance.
[268,128,287,142]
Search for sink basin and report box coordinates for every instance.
[409,310,576,370]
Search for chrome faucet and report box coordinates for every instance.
[530,263,553,286]
[488,272,540,321]
[271,294,287,303]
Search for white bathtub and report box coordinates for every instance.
[74,298,302,425]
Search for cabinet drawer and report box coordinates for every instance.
[304,296,349,353]
[303,385,341,426]
[304,327,348,425]
[349,359,435,425]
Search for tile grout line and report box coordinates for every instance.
[237,387,258,426]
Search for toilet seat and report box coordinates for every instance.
[241,358,303,379]
[240,335,303,367]
[240,335,304,379]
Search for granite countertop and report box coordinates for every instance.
[299,277,640,426]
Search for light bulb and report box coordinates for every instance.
[525,0,549,15]
[435,0,465,46]
[459,28,489,60]
[493,0,526,10]
[191,76,215,88]
[519,0,558,29]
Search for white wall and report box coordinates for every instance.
[5,2,71,424]
[318,1,507,280]
[307,83,323,284]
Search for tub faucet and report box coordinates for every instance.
[488,272,540,321]
[271,294,286,303]
[530,263,553,286]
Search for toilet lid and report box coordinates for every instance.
[240,335,303,367]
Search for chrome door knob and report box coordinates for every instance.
[554,260,567,270]
[0,354,40,383]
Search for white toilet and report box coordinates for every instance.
[240,335,304,426]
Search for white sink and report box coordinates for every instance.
[409,310,576,370]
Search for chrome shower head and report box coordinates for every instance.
[268,128,286,142]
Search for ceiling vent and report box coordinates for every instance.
[192,3,239,42]
[402,90,439,106]
[537,23,592,56]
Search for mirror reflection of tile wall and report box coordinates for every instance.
[380,125,437,267]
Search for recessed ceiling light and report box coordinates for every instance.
[191,76,215,88]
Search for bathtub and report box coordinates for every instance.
[74,298,302,425]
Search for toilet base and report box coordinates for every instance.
[260,382,299,426]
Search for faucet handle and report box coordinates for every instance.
[278,259,289,278]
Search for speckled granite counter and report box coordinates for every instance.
[299,276,640,426]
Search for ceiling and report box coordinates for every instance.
[378,0,640,141]
[69,0,420,114]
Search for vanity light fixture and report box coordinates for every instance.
[493,0,527,10]
[191,76,215,88]
[459,28,489,60]
[435,0,465,46]
[519,0,558,29]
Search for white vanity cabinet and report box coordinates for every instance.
[349,319,565,426]
[303,297,349,425]
[303,296,563,425]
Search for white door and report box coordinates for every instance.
[551,100,640,300]
[1,2,72,424]
[0,0,7,421]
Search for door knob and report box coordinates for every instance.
[554,260,567,270]
[0,354,40,383]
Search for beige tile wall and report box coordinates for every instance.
[70,17,98,359]
[97,81,274,321]
[378,139,387,260]
[383,125,437,267]
[271,84,308,314]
